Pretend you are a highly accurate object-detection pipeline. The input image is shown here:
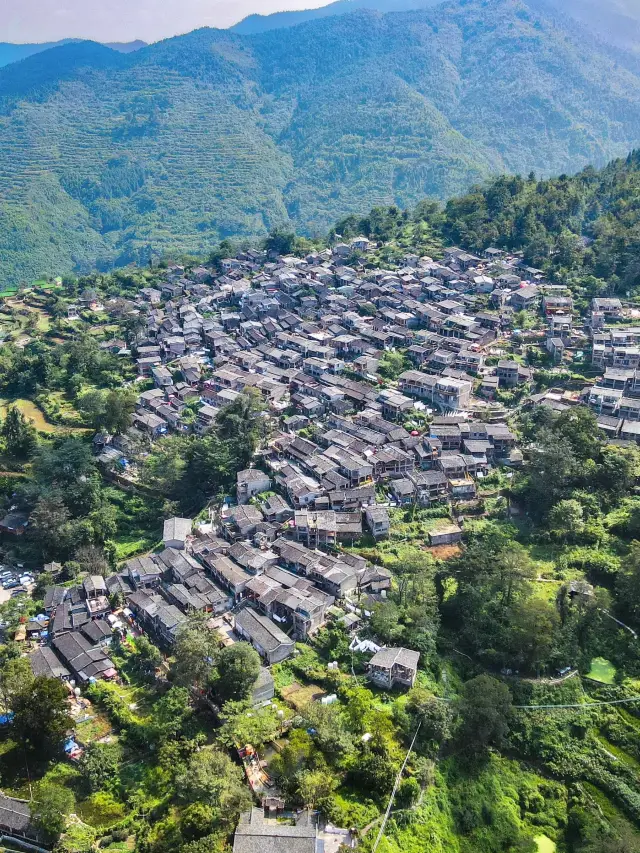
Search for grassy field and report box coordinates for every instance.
[0,396,88,435]
[0,398,58,433]
[535,836,556,853]
[113,537,159,562]
[587,657,616,684]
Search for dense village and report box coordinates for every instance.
[0,233,639,853]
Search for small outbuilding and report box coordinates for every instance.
[428,523,462,547]
[163,517,193,550]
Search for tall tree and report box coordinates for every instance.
[176,749,252,823]
[456,675,513,752]
[78,742,122,794]
[0,405,37,459]
[0,654,33,713]
[212,643,261,704]
[32,781,75,840]
[29,494,71,560]
[33,437,100,515]
[12,676,72,755]
[172,613,220,690]
[103,389,137,435]
[264,228,296,257]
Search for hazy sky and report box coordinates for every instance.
[2,0,330,43]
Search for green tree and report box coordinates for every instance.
[215,388,265,451]
[405,689,453,756]
[172,613,220,690]
[212,642,261,704]
[103,389,137,435]
[554,407,604,462]
[176,749,252,822]
[597,445,639,500]
[456,675,513,752]
[32,781,75,840]
[0,405,37,459]
[370,601,403,644]
[523,429,582,514]
[181,834,226,853]
[396,776,420,809]
[78,742,122,793]
[341,685,375,735]
[548,499,585,542]
[264,227,296,256]
[270,729,314,795]
[378,350,407,381]
[131,635,163,680]
[29,493,71,560]
[297,769,337,808]
[33,437,100,515]
[181,803,216,842]
[12,676,73,755]
[616,540,640,625]
[150,686,192,743]
[303,702,354,760]
[77,390,107,430]
[506,596,559,673]
[217,700,280,749]
[356,747,398,797]
[0,654,33,713]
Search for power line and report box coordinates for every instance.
[513,696,640,710]
[425,692,640,711]
[371,721,422,853]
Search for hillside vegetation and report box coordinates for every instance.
[0,40,145,69]
[334,149,640,298]
[230,0,441,34]
[232,0,640,45]
[3,0,640,283]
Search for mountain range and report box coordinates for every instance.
[0,40,146,69]
[3,0,639,54]
[2,0,640,284]
[230,0,441,34]
[230,0,640,46]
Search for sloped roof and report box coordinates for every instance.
[233,808,317,853]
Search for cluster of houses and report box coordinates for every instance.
[28,242,562,688]
[532,296,640,443]
[4,242,610,852]
[34,508,415,688]
[583,302,640,440]
[6,246,640,852]
[87,243,539,512]
[29,241,613,701]
[88,242,568,471]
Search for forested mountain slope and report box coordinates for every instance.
[230,0,440,34]
[544,0,640,54]
[3,0,640,284]
[0,39,145,68]
[233,0,640,44]
[336,150,640,296]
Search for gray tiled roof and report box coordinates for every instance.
[369,646,420,671]
[234,606,294,654]
[233,808,317,853]
[0,793,41,840]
